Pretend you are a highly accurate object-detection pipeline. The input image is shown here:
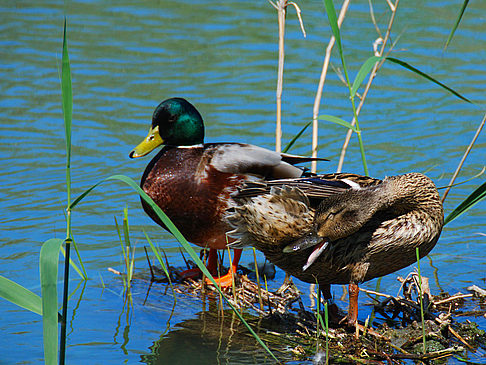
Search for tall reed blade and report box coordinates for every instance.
[0,275,42,315]
[62,20,72,199]
[444,0,470,50]
[40,238,64,365]
[60,18,74,365]
[386,57,471,103]
[444,181,486,225]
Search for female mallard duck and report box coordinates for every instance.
[226,172,444,327]
[129,97,325,287]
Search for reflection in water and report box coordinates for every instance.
[142,309,286,365]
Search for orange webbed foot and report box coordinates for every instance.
[204,268,237,288]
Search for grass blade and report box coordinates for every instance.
[444,181,486,225]
[282,120,312,153]
[323,0,342,55]
[386,57,471,103]
[61,18,72,203]
[144,231,174,287]
[40,238,64,365]
[444,0,470,50]
[0,275,42,315]
[351,56,382,97]
[318,114,358,132]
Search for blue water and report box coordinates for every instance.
[0,1,485,363]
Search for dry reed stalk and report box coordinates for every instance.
[311,0,350,173]
[252,248,264,310]
[269,0,305,152]
[337,0,400,172]
[441,111,486,202]
[275,0,285,152]
[227,247,238,306]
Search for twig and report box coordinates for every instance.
[433,293,473,306]
[390,347,462,360]
[337,0,400,172]
[288,2,306,37]
[441,111,486,203]
[108,267,122,275]
[360,287,394,299]
[311,0,350,173]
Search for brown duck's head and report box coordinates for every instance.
[129,97,205,158]
[283,187,382,270]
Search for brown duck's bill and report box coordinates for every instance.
[129,125,163,158]
[283,232,329,271]
[283,232,323,253]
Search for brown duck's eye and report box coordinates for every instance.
[327,207,344,220]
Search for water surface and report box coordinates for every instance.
[0,1,485,363]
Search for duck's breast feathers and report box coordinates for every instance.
[206,143,305,179]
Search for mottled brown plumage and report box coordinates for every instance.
[226,172,444,325]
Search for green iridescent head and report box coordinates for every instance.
[129,98,205,158]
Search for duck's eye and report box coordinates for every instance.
[326,207,343,220]
[148,135,155,141]
[168,116,177,123]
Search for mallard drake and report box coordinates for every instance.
[129,97,325,287]
[226,172,444,326]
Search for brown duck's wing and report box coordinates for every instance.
[205,143,326,180]
[233,173,382,205]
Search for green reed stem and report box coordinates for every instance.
[323,0,368,175]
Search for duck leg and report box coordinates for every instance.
[320,284,342,324]
[344,283,359,327]
[178,248,218,280]
[342,283,386,339]
[204,248,242,288]
[207,248,219,276]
